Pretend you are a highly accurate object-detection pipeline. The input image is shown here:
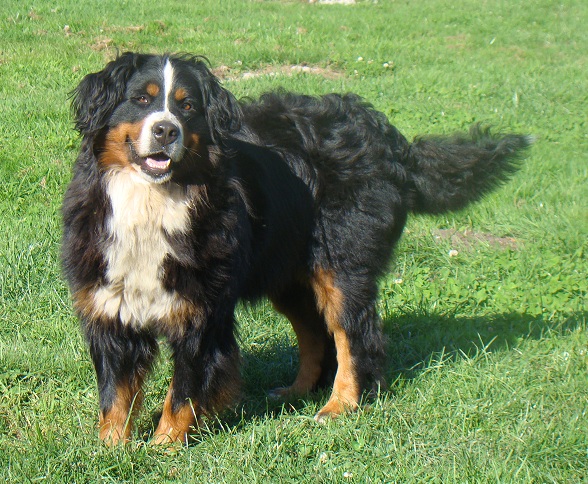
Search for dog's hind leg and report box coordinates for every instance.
[269,283,337,398]
[310,268,385,422]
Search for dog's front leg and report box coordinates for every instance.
[152,318,241,445]
[85,323,158,446]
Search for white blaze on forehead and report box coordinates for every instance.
[163,58,174,112]
[136,58,184,157]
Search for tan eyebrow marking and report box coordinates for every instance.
[174,87,188,101]
[146,83,160,97]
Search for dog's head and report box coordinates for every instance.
[71,52,241,183]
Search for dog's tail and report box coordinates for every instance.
[403,125,532,214]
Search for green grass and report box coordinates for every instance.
[1,0,586,482]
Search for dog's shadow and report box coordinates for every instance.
[232,309,584,421]
[140,308,584,443]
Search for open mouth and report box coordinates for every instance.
[143,153,171,176]
[128,141,173,182]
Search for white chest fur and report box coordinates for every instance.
[93,170,191,328]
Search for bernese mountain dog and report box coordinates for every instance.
[62,52,531,445]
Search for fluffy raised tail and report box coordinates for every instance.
[404,125,532,214]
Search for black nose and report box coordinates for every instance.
[152,121,179,146]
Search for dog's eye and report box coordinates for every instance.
[134,95,151,105]
[181,101,193,111]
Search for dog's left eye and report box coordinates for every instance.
[181,101,193,111]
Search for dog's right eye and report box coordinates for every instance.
[133,95,151,105]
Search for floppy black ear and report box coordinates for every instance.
[187,58,243,144]
[70,52,142,135]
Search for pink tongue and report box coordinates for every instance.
[145,157,170,171]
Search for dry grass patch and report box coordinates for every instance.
[212,63,345,81]
[432,229,520,250]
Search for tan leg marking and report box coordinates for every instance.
[152,384,198,445]
[311,269,360,422]
[99,382,143,446]
[286,317,326,395]
[271,296,326,397]
[314,327,360,422]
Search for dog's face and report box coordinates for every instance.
[104,57,202,183]
[72,53,242,183]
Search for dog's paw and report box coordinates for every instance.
[267,386,291,400]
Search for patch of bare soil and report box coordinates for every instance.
[432,229,520,250]
[309,0,356,4]
[212,64,345,81]
[90,37,113,51]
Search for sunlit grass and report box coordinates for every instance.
[0,0,586,482]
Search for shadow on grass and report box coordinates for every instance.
[140,310,585,443]
[230,310,585,423]
[381,311,583,379]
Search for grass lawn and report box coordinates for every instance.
[0,0,586,482]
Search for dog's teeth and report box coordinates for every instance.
[146,158,170,170]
